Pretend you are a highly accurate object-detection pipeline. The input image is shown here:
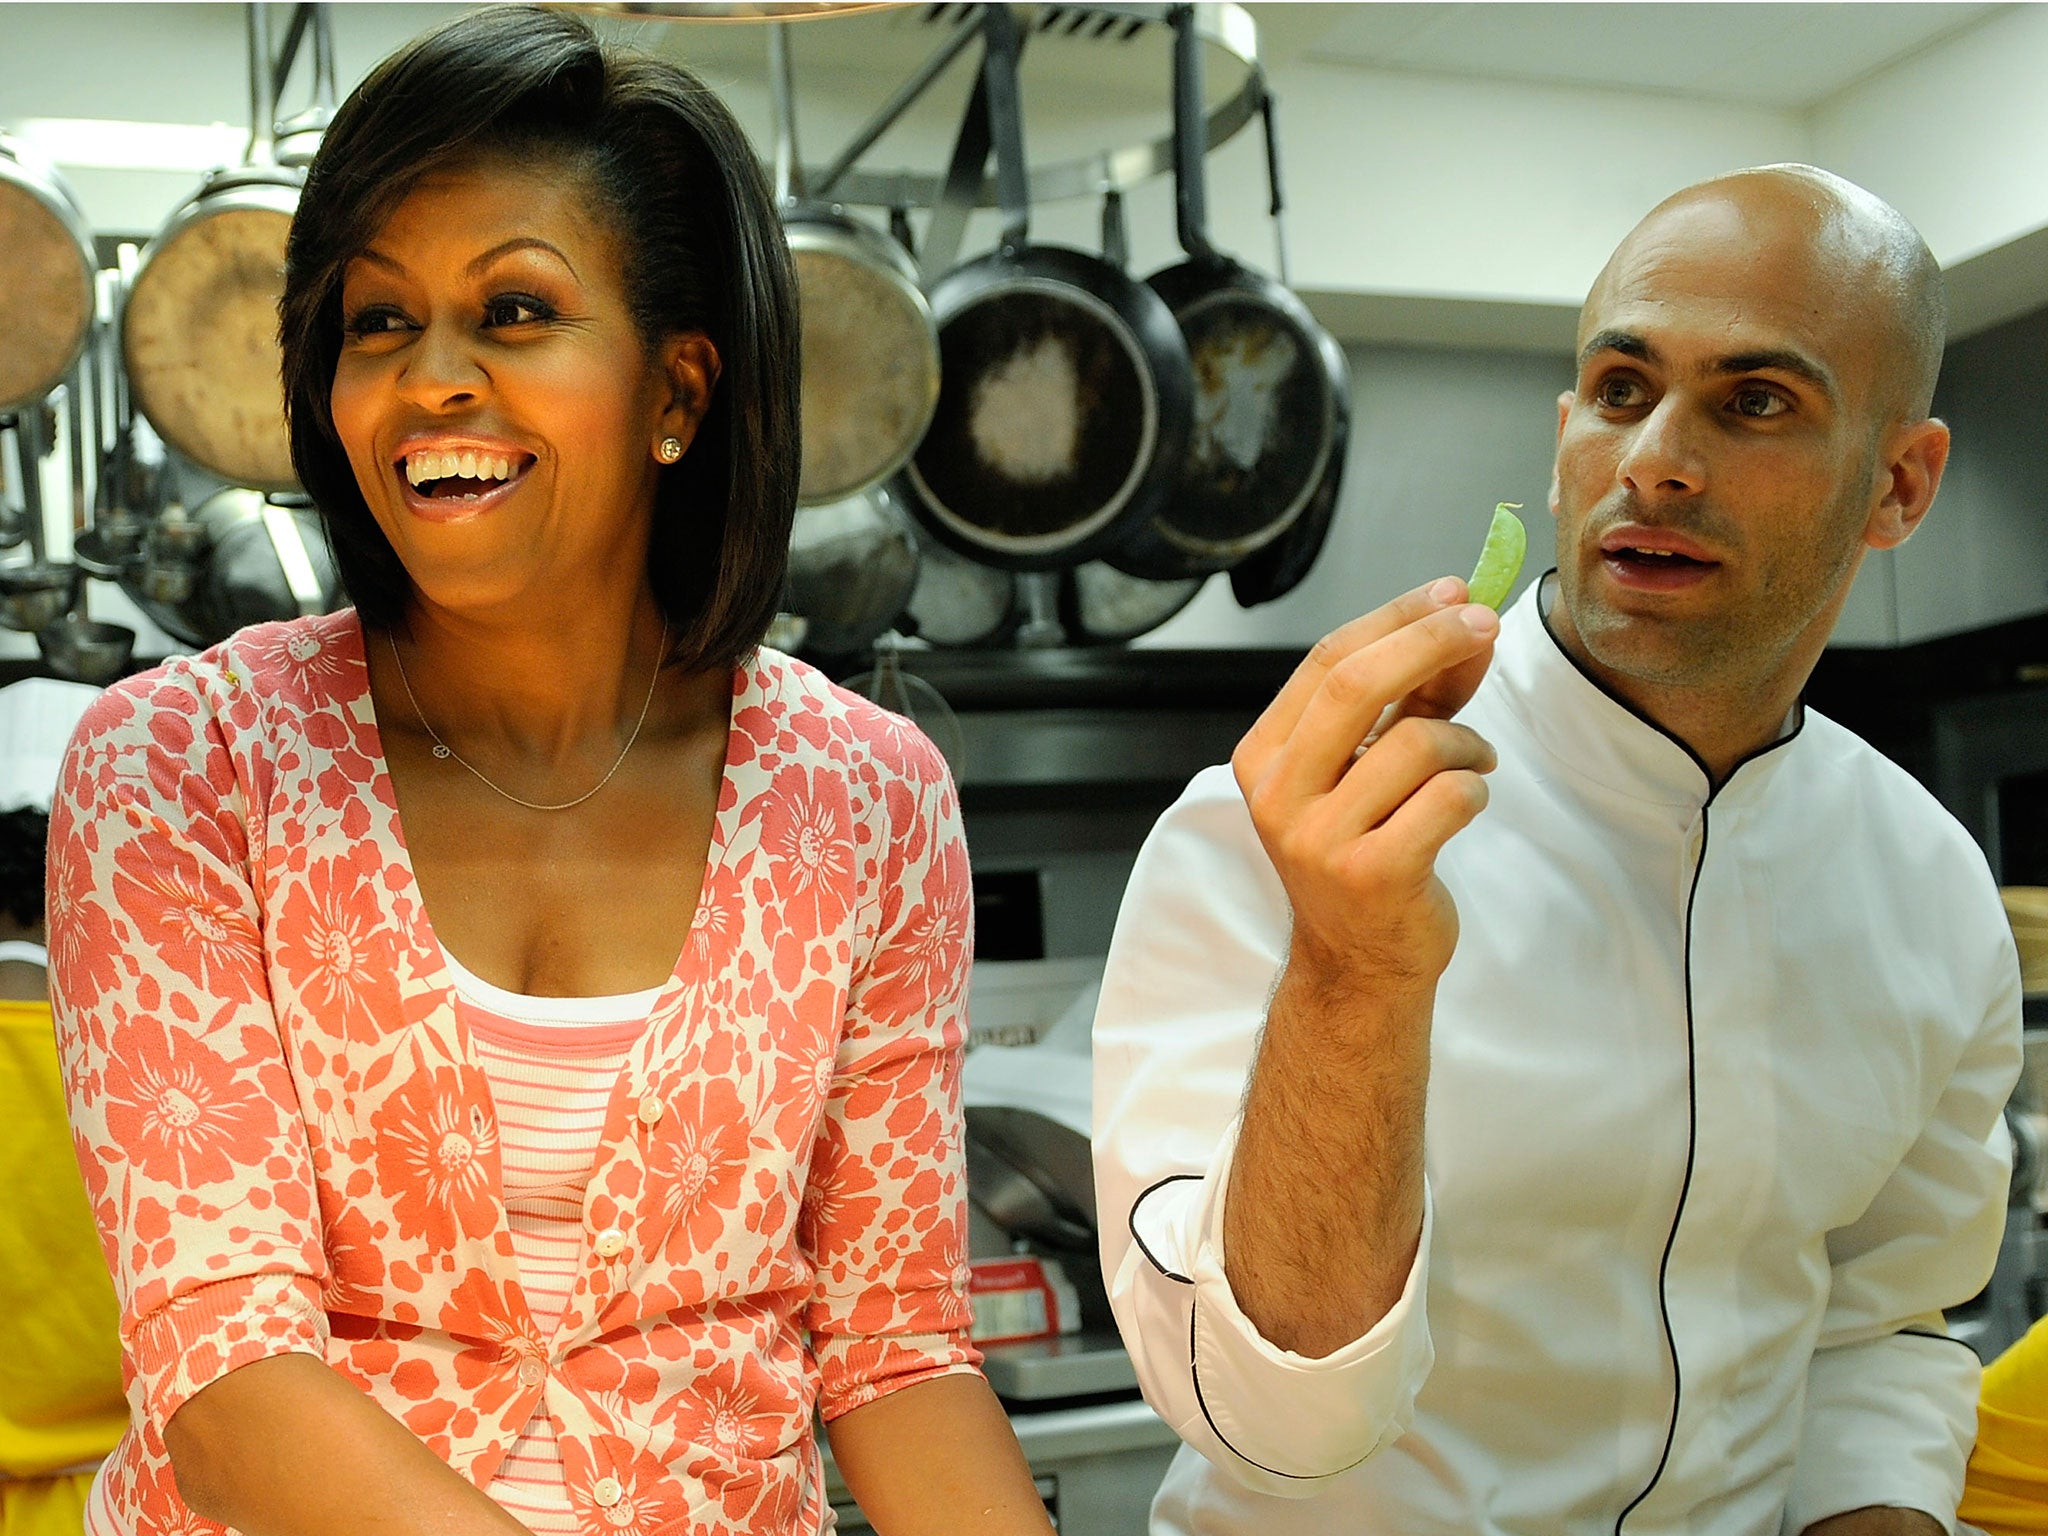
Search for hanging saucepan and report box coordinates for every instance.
[899,520,1019,649]
[788,214,941,504]
[901,5,1194,572]
[1108,11,1349,581]
[1229,325,1350,606]
[782,481,921,658]
[1229,82,1351,608]
[0,134,97,416]
[0,407,83,635]
[122,5,303,493]
[765,23,940,506]
[117,486,340,649]
[1059,561,1205,647]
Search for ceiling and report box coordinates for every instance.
[1251,2,2007,109]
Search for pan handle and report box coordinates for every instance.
[245,3,280,168]
[768,22,805,206]
[979,4,1031,257]
[919,67,992,286]
[1170,5,1219,264]
[1100,187,1129,271]
[1256,69,1290,285]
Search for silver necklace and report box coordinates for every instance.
[386,619,668,813]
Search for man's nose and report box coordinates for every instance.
[396,321,487,411]
[1616,397,1705,498]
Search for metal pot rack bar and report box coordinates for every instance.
[586,2,1266,207]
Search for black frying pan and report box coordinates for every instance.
[1110,9,1349,581]
[1229,81,1351,607]
[901,5,1194,572]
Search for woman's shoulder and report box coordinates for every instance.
[73,611,368,767]
[745,645,953,792]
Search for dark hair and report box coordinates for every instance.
[1,808,49,930]
[280,6,798,670]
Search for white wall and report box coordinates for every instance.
[1138,340,1566,648]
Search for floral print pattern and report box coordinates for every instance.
[48,611,977,1536]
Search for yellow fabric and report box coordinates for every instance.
[0,1470,94,1536]
[1961,1313,2048,1534]
[0,998,127,1481]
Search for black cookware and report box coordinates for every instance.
[901,5,1194,572]
[1113,10,1349,581]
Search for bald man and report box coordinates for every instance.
[1093,166,2023,1536]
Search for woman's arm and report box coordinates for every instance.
[824,1374,1052,1536]
[166,1354,532,1536]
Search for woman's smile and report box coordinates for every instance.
[392,434,540,524]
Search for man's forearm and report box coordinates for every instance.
[166,1352,531,1536]
[1802,1507,1946,1535]
[1222,960,1431,1359]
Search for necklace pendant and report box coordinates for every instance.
[432,744,451,759]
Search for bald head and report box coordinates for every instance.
[1590,164,1946,423]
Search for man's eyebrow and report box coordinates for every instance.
[1579,329,1651,369]
[1717,348,1836,401]
[1577,329,1837,401]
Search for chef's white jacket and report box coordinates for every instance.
[1094,580,2023,1536]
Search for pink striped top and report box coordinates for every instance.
[445,949,665,1536]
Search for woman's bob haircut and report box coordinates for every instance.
[280,5,798,670]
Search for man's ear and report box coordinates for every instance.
[656,332,723,458]
[1549,391,1571,520]
[1866,415,1949,551]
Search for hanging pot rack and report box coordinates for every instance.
[578,2,1267,211]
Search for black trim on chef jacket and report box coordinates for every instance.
[1132,1174,1375,1480]
[1898,1327,1985,1358]
[1532,576,1811,1533]
[1130,1173,1201,1285]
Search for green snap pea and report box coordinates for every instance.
[1466,502,1527,610]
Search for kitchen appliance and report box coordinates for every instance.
[1113,10,1348,581]
[0,407,83,636]
[121,3,304,492]
[1225,82,1350,608]
[767,23,941,507]
[1059,560,1203,646]
[117,485,339,648]
[901,5,1194,572]
[901,526,1020,649]
[782,482,921,657]
[0,135,97,417]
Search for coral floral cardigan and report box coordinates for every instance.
[47,611,979,1536]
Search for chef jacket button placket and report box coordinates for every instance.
[594,1226,627,1260]
[592,1477,623,1508]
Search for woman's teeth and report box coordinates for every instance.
[404,449,518,488]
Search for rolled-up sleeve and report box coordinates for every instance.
[1093,765,1432,1495]
[801,734,980,1419]
[1784,931,2022,1535]
[47,676,330,1435]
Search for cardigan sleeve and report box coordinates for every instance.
[46,671,331,1436]
[800,728,980,1420]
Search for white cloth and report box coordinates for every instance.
[1093,581,2023,1536]
[0,678,101,812]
